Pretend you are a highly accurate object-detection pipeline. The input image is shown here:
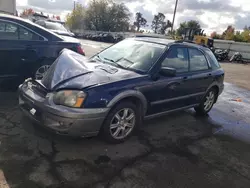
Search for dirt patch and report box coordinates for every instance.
[220,63,250,90]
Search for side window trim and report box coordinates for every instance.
[187,47,211,72]
[0,18,48,41]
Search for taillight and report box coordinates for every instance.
[77,44,85,56]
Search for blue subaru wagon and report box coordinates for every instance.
[19,37,224,143]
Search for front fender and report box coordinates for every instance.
[107,90,148,115]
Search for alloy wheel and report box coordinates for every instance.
[35,65,50,80]
[204,91,215,111]
[110,108,136,140]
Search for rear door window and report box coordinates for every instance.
[19,27,42,41]
[0,21,18,40]
[188,48,209,71]
[0,20,43,41]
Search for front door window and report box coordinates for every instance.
[161,47,189,73]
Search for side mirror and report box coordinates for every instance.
[160,67,176,77]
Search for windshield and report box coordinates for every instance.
[45,22,68,31]
[94,39,166,73]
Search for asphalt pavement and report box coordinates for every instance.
[0,39,250,188]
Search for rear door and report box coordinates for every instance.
[186,47,214,103]
[17,24,47,80]
[0,20,23,83]
[0,19,46,86]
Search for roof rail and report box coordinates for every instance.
[174,40,195,44]
[135,34,171,39]
[174,40,212,49]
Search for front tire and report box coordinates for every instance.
[101,101,140,144]
[195,88,217,115]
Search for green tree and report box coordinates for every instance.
[241,29,250,42]
[65,4,85,30]
[84,0,130,32]
[134,12,147,32]
[233,31,244,42]
[151,13,171,34]
[176,20,201,36]
[108,2,131,31]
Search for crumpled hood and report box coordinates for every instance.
[41,49,142,90]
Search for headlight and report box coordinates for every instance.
[53,90,86,108]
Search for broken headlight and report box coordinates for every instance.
[53,90,86,108]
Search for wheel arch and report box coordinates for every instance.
[206,84,220,103]
[107,90,148,116]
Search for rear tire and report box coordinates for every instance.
[194,88,217,115]
[101,101,140,144]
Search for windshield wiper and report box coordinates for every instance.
[115,57,134,64]
[103,57,115,62]
[95,55,103,61]
[91,55,103,63]
[102,57,126,69]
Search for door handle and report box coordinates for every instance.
[204,73,212,79]
[182,76,188,80]
[166,82,181,90]
[25,45,35,50]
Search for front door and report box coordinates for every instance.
[146,46,194,115]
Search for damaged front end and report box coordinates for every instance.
[18,49,110,137]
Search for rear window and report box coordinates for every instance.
[45,22,67,31]
[205,49,221,69]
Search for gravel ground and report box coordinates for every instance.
[220,63,250,90]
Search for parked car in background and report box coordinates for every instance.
[19,37,224,143]
[35,20,75,37]
[77,32,124,43]
[0,14,85,89]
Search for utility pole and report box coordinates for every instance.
[74,1,76,10]
[171,0,179,34]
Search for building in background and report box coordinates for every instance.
[0,0,16,15]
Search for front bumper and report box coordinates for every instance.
[18,82,109,137]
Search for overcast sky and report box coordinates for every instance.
[16,0,250,34]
